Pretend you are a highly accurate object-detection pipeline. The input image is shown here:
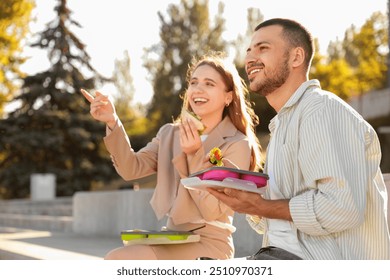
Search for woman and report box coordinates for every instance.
[81,52,262,259]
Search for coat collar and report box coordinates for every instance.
[202,116,237,154]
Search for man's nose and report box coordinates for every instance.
[245,50,257,66]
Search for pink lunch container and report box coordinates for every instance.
[202,169,239,181]
[240,174,268,188]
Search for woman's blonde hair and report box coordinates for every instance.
[181,52,263,171]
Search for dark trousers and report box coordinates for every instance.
[246,246,303,260]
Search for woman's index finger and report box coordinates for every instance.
[80,88,95,103]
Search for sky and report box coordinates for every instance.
[21,0,388,105]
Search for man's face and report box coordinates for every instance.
[245,25,291,96]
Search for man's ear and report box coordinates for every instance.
[291,47,305,68]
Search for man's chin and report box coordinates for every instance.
[249,84,265,96]
[251,88,269,97]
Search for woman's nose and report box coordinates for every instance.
[193,83,205,93]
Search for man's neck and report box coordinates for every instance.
[266,76,307,113]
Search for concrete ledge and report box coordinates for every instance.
[0,213,73,232]
[73,189,166,236]
[0,197,72,216]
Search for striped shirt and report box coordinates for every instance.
[248,79,390,259]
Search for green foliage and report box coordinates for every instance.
[0,0,34,115]
[353,12,388,91]
[0,0,116,199]
[311,11,388,99]
[113,50,136,120]
[143,0,227,137]
[112,50,148,151]
[311,58,359,100]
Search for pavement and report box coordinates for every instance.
[0,226,122,260]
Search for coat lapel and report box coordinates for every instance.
[202,116,237,157]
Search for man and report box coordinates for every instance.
[208,18,390,260]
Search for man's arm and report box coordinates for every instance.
[207,188,292,221]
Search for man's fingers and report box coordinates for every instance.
[208,187,233,200]
[223,188,233,196]
[208,187,248,203]
[223,188,243,198]
[80,88,95,103]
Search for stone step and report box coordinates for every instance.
[0,213,73,233]
[0,197,73,216]
[0,204,73,216]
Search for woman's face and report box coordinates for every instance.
[187,64,232,121]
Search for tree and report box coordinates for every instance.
[311,58,359,100]
[112,50,136,123]
[311,11,388,99]
[310,39,359,99]
[0,0,116,199]
[143,0,227,136]
[352,12,388,92]
[112,50,148,151]
[0,0,34,115]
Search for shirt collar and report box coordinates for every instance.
[282,79,321,110]
[268,79,321,132]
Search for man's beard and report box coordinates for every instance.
[250,56,290,97]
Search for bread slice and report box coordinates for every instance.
[181,108,206,134]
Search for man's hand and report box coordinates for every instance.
[208,187,292,221]
[207,187,263,215]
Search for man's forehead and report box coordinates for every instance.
[250,25,283,45]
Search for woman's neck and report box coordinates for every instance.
[201,115,223,134]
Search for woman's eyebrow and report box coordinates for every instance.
[190,77,216,83]
[204,78,216,83]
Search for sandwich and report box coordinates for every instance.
[180,108,206,134]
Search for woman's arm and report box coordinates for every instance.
[104,121,162,181]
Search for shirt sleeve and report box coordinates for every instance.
[289,101,376,236]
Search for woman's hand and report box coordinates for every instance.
[179,119,202,155]
[80,89,118,129]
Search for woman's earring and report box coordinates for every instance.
[225,102,230,107]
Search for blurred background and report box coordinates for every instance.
[0,0,389,199]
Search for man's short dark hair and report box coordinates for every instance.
[255,18,314,69]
